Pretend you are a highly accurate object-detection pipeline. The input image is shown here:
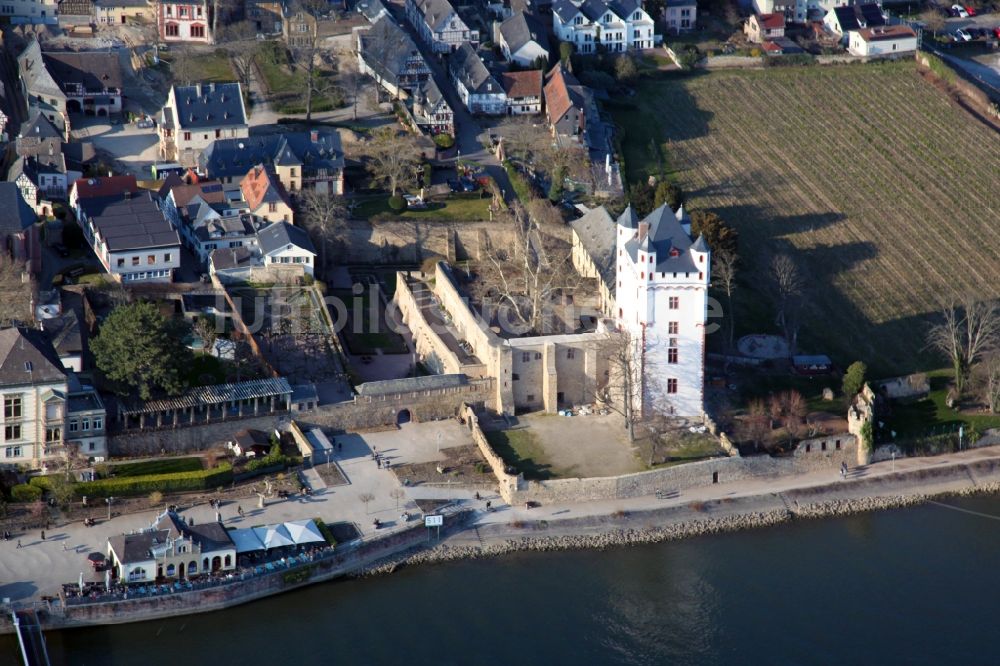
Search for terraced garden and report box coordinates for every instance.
[613,62,1000,375]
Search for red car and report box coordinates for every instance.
[994,26,1000,39]
[965,5,977,15]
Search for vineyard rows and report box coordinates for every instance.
[616,62,1000,375]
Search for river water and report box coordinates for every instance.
[10,495,1000,665]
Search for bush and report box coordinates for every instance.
[11,484,43,503]
[28,476,54,490]
[842,361,868,397]
[73,464,233,499]
[422,162,433,189]
[245,454,290,473]
[433,133,455,149]
[474,462,489,474]
[313,517,335,545]
[388,195,407,212]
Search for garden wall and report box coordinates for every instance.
[462,404,522,503]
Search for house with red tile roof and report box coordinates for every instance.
[69,175,139,220]
[502,70,543,115]
[240,165,293,225]
[745,12,785,43]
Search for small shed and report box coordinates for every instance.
[793,355,833,375]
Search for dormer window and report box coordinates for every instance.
[669,248,681,257]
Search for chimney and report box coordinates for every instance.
[310,130,318,143]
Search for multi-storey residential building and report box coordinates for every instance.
[615,203,709,417]
[552,0,654,53]
[0,0,58,24]
[246,0,281,33]
[240,165,293,224]
[94,0,156,24]
[449,42,506,115]
[357,16,431,99]
[157,0,212,43]
[75,189,182,283]
[412,78,454,135]
[198,131,345,195]
[10,154,73,216]
[501,69,542,115]
[663,0,696,33]
[162,180,265,265]
[282,5,317,47]
[158,83,248,165]
[405,0,478,52]
[496,11,550,66]
[0,327,107,469]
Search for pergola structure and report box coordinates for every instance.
[118,378,293,430]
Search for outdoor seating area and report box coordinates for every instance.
[229,519,327,555]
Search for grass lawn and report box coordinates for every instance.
[330,288,408,354]
[351,195,491,222]
[163,50,236,82]
[611,62,1000,377]
[486,429,553,480]
[256,41,338,114]
[886,370,1000,439]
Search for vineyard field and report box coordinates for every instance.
[613,62,1000,376]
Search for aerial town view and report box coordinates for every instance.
[0,0,996,660]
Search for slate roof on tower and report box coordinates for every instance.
[622,203,706,273]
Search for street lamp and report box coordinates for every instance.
[106,496,114,521]
[326,448,332,469]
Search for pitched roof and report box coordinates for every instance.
[411,0,459,31]
[450,43,503,96]
[552,0,582,21]
[358,16,426,89]
[168,181,226,209]
[257,221,316,255]
[166,83,247,130]
[0,182,37,237]
[622,203,707,273]
[499,12,548,54]
[856,24,915,41]
[72,175,138,200]
[544,64,582,125]
[357,0,390,22]
[41,311,83,359]
[757,12,785,29]
[501,69,543,99]
[154,510,235,552]
[0,327,67,387]
[42,51,123,92]
[18,109,62,140]
[210,246,257,272]
[17,41,64,101]
[240,165,291,212]
[79,191,181,252]
[568,206,616,290]
[198,132,344,181]
[108,529,170,564]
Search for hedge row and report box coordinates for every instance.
[28,476,54,490]
[72,464,234,499]
[97,457,204,478]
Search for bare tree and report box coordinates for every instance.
[290,35,340,121]
[768,390,807,447]
[390,487,406,509]
[339,62,365,121]
[496,117,589,183]
[920,9,945,38]
[474,204,582,335]
[0,256,35,327]
[170,44,197,86]
[194,315,218,355]
[927,297,1000,395]
[601,328,643,441]
[218,21,259,91]
[365,127,421,198]
[979,353,1000,414]
[359,492,375,514]
[298,188,348,271]
[738,399,771,451]
[767,254,805,355]
[713,248,738,352]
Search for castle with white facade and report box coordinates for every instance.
[615,204,709,418]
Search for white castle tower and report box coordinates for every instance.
[614,203,710,418]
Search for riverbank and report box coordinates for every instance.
[355,456,1000,575]
[11,448,1000,634]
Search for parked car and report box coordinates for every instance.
[403,194,427,209]
[965,5,976,15]
[954,27,972,40]
[952,4,969,16]
[994,26,1000,39]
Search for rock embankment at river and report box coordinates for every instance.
[353,480,1000,578]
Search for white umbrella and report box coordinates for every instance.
[78,572,84,593]
[105,568,111,591]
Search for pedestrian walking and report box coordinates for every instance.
[40,530,45,541]
[62,542,67,551]
[16,540,21,549]
[475,492,481,501]
[485,501,492,511]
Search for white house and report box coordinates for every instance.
[108,510,236,584]
[664,0,697,34]
[502,70,543,115]
[158,82,249,165]
[615,204,709,418]
[10,154,76,217]
[157,0,212,43]
[0,327,108,469]
[162,180,264,266]
[449,42,507,115]
[552,0,654,54]
[496,12,550,66]
[76,190,182,283]
[848,25,917,56]
[405,0,478,52]
[0,0,58,23]
[823,3,885,38]
[257,221,317,276]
